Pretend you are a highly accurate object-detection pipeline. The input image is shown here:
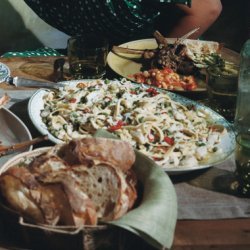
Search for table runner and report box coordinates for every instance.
[1,87,249,220]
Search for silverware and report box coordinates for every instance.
[0,135,49,157]
[5,76,66,89]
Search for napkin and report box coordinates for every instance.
[94,130,177,250]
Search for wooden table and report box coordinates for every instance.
[0,56,250,250]
[174,219,250,250]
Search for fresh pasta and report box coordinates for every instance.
[41,79,226,169]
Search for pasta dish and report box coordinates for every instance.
[41,79,225,169]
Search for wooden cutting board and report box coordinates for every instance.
[0,56,67,89]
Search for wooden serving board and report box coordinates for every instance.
[0,56,67,89]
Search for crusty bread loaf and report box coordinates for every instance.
[124,169,138,210]
[29,153,69,176]
[60,138,136,172]
[0,168,45,224]
[37,168,97,226]
[71,163,128,221]
[0,138,138,227]
[0,167,74,226]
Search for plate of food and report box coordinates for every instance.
[107,31,240,92]
[0,95,32,166]
[28,79,235,174]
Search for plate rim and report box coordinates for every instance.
[27,79,236,174]
[28,89,63,145]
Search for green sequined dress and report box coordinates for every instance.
[24,0,191,44]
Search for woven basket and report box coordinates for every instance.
[0,148,152,250]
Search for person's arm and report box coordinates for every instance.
[166,0,222,39]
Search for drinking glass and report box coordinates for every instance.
[235,133,250,197]
[206,63,239,122]
[67,34,108,79]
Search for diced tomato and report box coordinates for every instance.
[108,120,126,132]
[164,136,175,146]
[132,68,198,91]
[182,76,197,91]
[147,134,155,142]
[153,157,163,161]
[162,67,173,74]
[69,98,77,103]
[184,83,197,91]
[133,73,146,83]
[146,87,159,96]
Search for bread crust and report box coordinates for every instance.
[0,138,137,227]
[61,138,136,172]
[0,167,74,226]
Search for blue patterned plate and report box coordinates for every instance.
[0,62,10,83]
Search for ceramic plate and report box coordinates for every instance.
[28,80,235,174]
[0,62,10,83]
[107,38,240,92]
[0,107,32,167]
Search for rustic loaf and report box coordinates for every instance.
[60,137,136,172]
[0,138,138,227]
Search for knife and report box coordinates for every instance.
[5,76,66,89]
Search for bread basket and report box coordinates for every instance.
[0,148,152,250]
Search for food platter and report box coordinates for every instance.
[0,107,32,166]
[107,38,240,92]
[28,79,235,174]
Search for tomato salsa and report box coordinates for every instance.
[131,67,197,91]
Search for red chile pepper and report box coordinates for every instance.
[153,157,163,161]
[147,134,155,142]
[162,67,173,74]
[69,98,77,103]
[182,82,197,91]
[108,120,126,132]
[164,136,175,146]
[146,87,159,96]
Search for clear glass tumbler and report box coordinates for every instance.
[206,63,239,122]
[67,34,108,79]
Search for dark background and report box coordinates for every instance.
[156,0,250,52]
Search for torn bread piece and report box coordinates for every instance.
[0,167,74,226]
[29,153,69,176]
[71,163,129,221]
[37,168,97,226]
[0,137,138,227]
[59,138,136,172]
